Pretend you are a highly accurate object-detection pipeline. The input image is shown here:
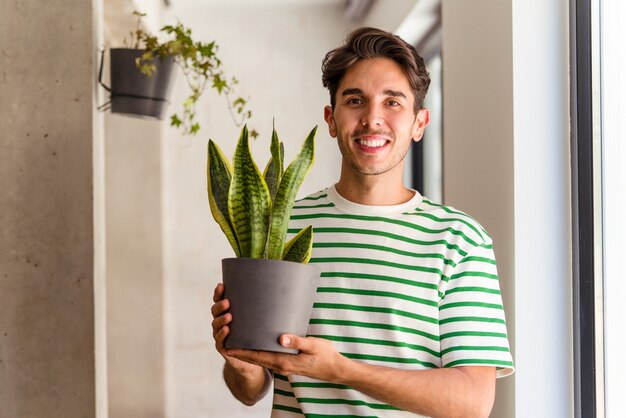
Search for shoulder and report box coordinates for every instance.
[415,197,493,247]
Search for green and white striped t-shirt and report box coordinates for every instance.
[271,186,514,418]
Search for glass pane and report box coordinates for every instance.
[600,1,626,416]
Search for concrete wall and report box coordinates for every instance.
[0,0,106,417]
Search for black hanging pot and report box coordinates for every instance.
[222,258,318,354]
[99,48,176,119]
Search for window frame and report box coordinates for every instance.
[570,0,605,416]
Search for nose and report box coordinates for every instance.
[361,103,383,127]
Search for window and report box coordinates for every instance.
[599,1,626,417]
[572,1,626,416]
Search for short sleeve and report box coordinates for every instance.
[438,243,514,377]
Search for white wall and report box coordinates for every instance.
[442,0,573,417]
[600,1,626,416]
[161,3,347,416]
[512,1,572,417]
[102,2,168,415]
[441,2,515,416]
[105,114,165,417]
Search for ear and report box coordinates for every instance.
[324,105,337,138]
[411,108,430,142]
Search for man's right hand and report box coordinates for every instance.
[211,283,257,371]
[211,283,271,406]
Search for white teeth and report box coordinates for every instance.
[357,139,386,148]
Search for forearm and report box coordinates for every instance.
[226,335,496,416]
[223,361,272,406]
[335,358,495,418]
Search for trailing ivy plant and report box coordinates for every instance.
[128,11,256,137]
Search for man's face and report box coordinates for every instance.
[324,57,429,180]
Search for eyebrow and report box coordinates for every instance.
[341,88,407,98]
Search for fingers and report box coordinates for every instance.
[213,282,225,303]
[211,296,231,341]
[227,349,284,372]
[280,334,304,351]
[212,310,231,333]
[211,283,230,319]
[211,282,231,352]
[211,297,230,319]
[212,318,229,344]
[211,307,232,355]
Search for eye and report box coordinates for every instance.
[386,99,401,106]
[346,97,364,105]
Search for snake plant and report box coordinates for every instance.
[207,124,316,263]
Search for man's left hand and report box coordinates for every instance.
[225,335,346,382]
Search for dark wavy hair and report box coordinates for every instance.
[322,27,431,114]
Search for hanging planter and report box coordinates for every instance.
[99,48,175,120]
[98,11,256,137]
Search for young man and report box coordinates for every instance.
[211,27,514,418]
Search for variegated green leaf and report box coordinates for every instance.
[207,140,240,256]
[263,156,278,200]
[266,126,316,259]
[279,143,285,174]
[228,126,271,258]
[270,122,284,182]
[282,226,313,263]
[263,129,285,201]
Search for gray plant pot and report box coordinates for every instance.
[222,258,318,354]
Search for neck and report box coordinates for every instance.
[334,175,415,206]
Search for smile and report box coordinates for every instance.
[356,138,387,148]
